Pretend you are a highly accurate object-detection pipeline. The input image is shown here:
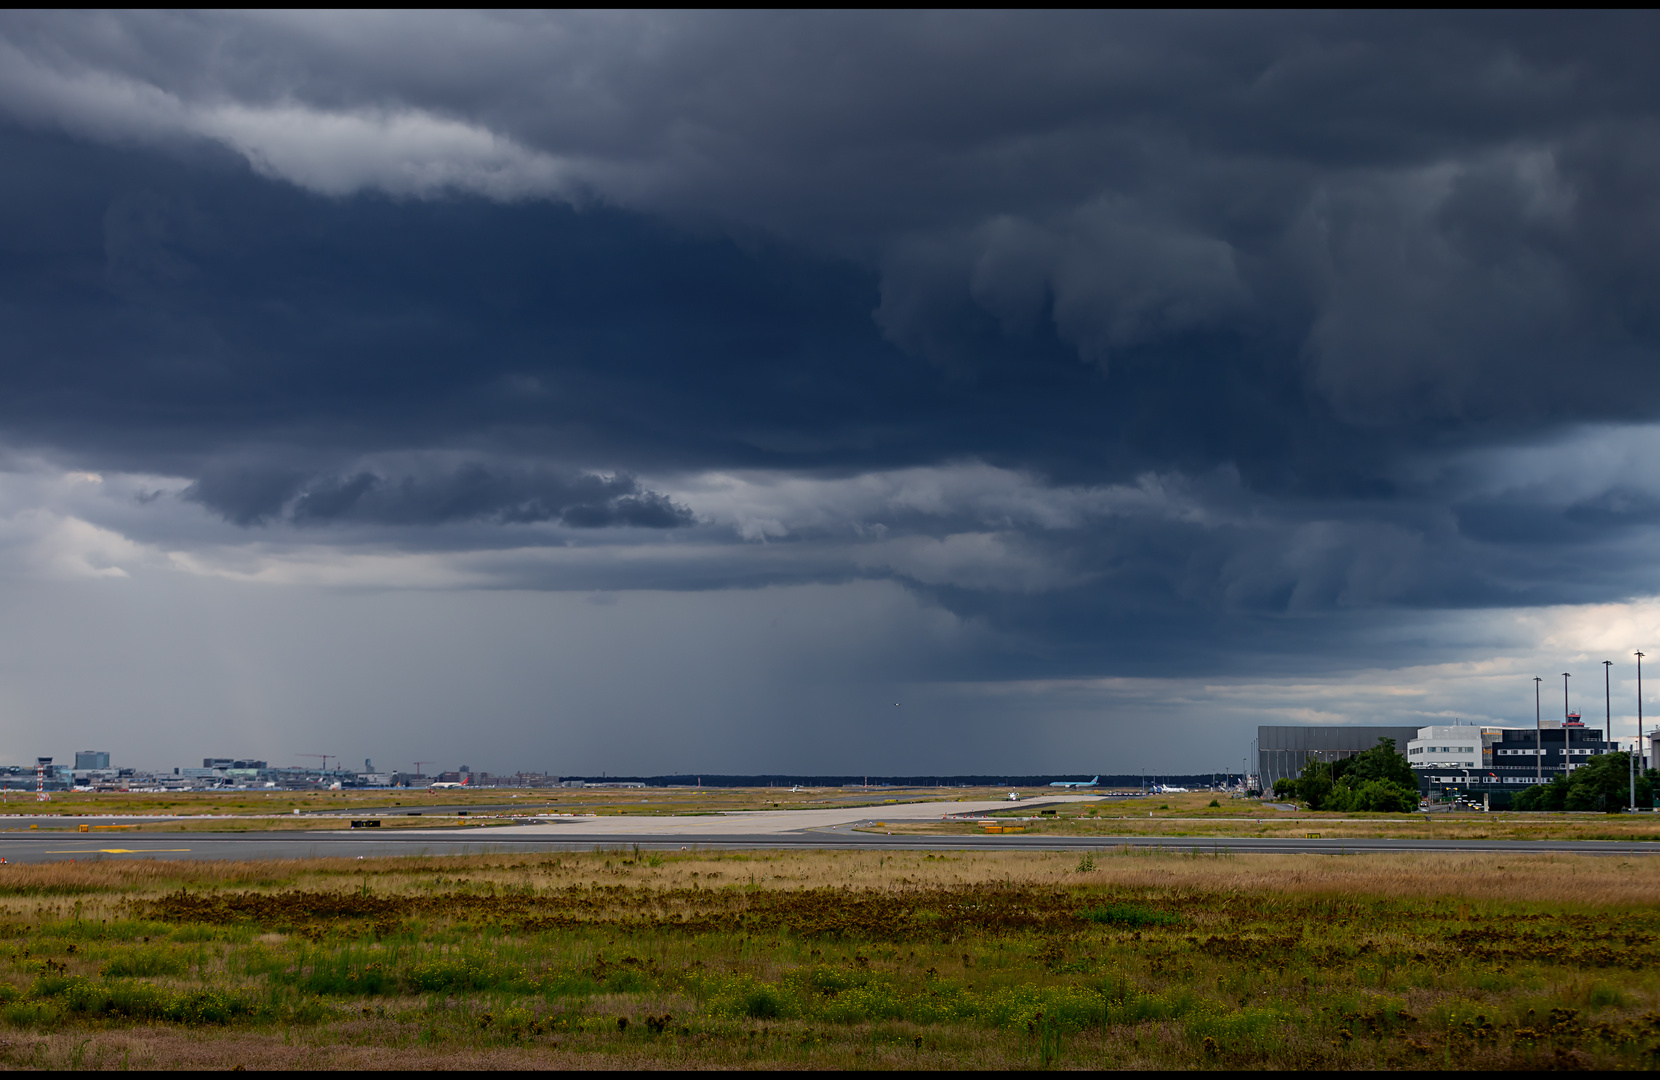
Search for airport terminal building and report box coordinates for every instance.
[1262,720,1620,808]
[1409,720,1613,805]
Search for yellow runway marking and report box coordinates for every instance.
[42,849,190,855]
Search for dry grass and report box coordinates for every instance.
[0,1022,1225,1070]
[0,1028,729,1071]
[0,849,1655,1070]
[2,846,1659,905]
[883,788,1660,841]
[1070,849,1660,905]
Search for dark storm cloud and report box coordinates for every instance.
[186,463,692,529]
[1,11,1660,670]
[184,467,305,527]
[287,467,695,530]
[3,13,1657,443]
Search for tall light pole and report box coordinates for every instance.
[1605,660,1614,745]
[1534,677,1543,784]
[1639,651,1647,776]
[1607,659,1625,807]
[1563,672,1573,773]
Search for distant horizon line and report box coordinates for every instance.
[552,773,1244,787]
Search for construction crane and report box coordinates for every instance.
[297,754,334,774]
[412,761,434,779]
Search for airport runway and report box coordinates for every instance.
[0,790,1657,864]
[2,831,1659,863]
[1,797,1656,862]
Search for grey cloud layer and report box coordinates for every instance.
[6,12,1657,427]
[185,463,692,530]
[1,12,1659,685]
[12,433,1659,685]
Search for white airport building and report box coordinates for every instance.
[1405,726,1485,770]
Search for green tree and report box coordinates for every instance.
[1564,752,1651,813]
[1295,759,1333,810]
[1272,778,1296,798]
[1322,738,1419,812]
[1344,779,1417,812]
[1514,774,1569,811]
[1295,740,1419,812]
[1513,755,1651,812]
[1330,738,1416,789]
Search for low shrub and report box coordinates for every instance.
[696,973,801,1021]
[408,959,503,993]
[27,974,262,1025]
[101,947,189,979]
[740,982,793,1020]
[2,1000,59,1027]
[1080,903,1178,928]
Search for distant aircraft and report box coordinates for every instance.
[1050,776,1099,788]
[428,777,470,790]
[790,785,802,793]
[1007,791,1021,801]
[1152,784,1188,794]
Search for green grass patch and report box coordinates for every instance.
[1079,903,1179,927]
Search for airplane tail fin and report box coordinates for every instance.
[1090,776,1099,784]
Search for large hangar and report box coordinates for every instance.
[1258,725,1423,790]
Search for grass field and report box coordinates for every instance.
[884,790,1660,842]
[0,848,1653,1069]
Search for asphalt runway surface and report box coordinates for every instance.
[2,796,1656,861]
[2,827,1658,863]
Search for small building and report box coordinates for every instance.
[1405,726,1484,770]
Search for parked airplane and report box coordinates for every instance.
[1050,776,1099,788]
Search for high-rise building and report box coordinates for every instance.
[75,750,110,770]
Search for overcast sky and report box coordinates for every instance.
[2,12,1658,776]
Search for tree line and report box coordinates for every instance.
[1270,737,1658,812]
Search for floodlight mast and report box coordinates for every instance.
[1639,651,1648,776]
[1563,672,1573,773]
[1605,660,1614,733]
[1534,677,1542,784]
[1608,660,1627,808]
